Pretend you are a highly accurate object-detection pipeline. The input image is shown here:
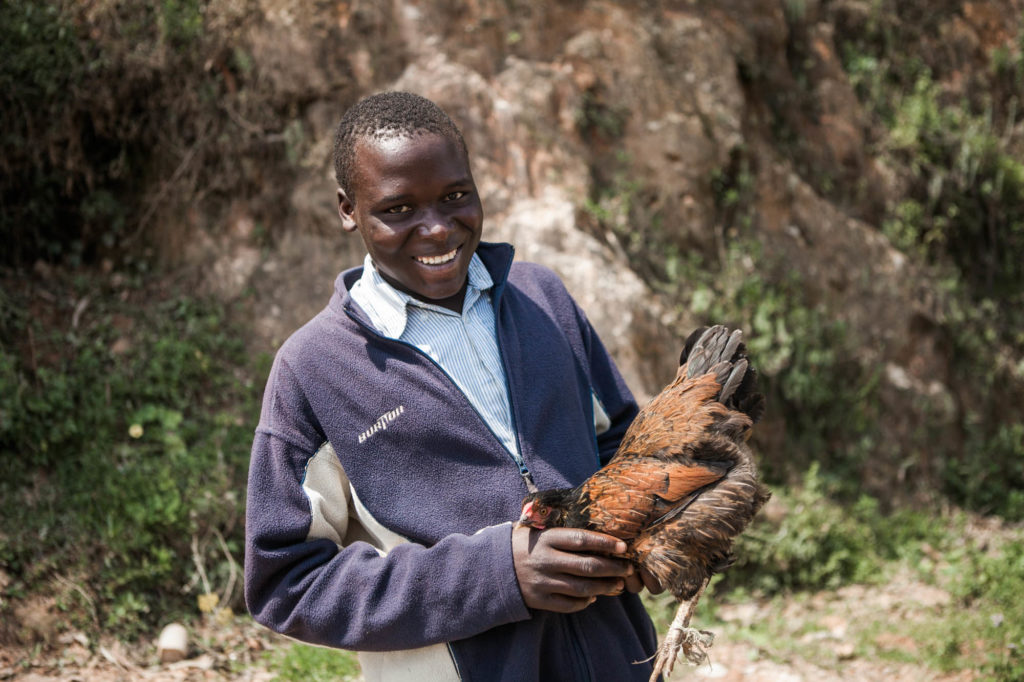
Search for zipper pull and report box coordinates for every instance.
[520,468,538,493]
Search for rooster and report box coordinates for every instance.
[519,325,770,681]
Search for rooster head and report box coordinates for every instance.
[518,491,567,529]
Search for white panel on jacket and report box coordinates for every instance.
[593,392,611,435]
[300,442,461,681]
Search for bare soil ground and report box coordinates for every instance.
[1,571,976,682]
[685,573,976,682]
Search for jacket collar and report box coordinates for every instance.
[349,252,495,337]
[333,241,515,327]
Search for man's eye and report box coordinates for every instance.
[385,205,412,215]
[444,191,466,201]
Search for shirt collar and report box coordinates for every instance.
[351,252,493,338]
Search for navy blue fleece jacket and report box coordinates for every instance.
[245,242,658,680]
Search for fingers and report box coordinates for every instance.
[621,564,668,594]
[639,567,666,595]
[624,568,666,595]
[641,572,665,595]
[624,572,645,594]
[557,549,632,580]
[537,572,625,603]
[532,529,633,579]
[542,528,627,556]
[512,525,635,612]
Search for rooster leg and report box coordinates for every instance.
[648,577,715,682]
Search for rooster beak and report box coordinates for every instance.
[518,500,534,527]
[517,517,544,530]
[517,502,544,529]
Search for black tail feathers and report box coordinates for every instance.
[680,325,765,424]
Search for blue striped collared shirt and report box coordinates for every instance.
[349,253,522,464]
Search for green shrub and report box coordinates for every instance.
[883,73,1024,304]
[724,464,945,594]
[0,272,259,636]
[947,421,1024,522]
[837,7,1024,520]
[0,0,87,264]
[933,539,1024,680]
[680,241,881,492]
[0,0,292,269]
[266,644,362,682]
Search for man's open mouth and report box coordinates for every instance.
[415,247,459,266]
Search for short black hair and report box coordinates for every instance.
[333,91,468,199]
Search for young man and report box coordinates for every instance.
[245,91,659,680]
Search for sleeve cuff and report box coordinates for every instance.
[476,521,531,623]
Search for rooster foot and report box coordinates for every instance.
[648,576,715,681]
[649,626,714,681]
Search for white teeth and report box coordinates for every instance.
[416,248,458,265]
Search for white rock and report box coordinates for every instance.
[157,622,188,663]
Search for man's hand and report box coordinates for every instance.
[624,566,666,595]
[512,525,634,613]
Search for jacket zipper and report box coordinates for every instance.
[489,247,538,493]
[343,306,537,493]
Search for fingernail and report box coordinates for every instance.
[615,541,626,553]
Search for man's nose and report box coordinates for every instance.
[419,206,453,237]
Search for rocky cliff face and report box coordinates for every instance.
[184,0,1023,506]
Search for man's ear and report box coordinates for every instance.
[337,188,358,232]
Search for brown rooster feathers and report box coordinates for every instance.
[519,325,770,680]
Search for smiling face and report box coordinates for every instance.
[338,132,483,312]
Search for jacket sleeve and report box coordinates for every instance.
[244,356,531,651]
